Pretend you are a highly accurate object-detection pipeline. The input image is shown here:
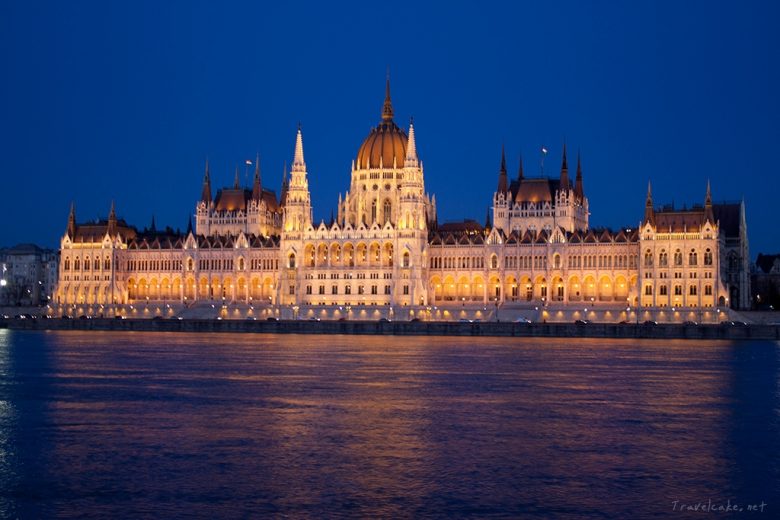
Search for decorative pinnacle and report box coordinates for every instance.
[292,125,305,172]
[382,75,394,121]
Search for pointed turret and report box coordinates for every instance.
[292,123,306,172]
[485,206,492,231]
[150,214,157,233]
[382,74,394,122]
[559,144,569,190]
[186,215,193,235]
[574,151,584,200]
[704,179,714,222]
[233,166,240,189]
[252,153,262,201]
[497,145,508,194]
[404,118,419,167]
[517,154,524,182]
[107,201,117,236]
[280,162,288,206]
[67,202,76,238]
[644,181,655,226]
[201,159,212,203]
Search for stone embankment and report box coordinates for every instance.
[3,317,779,340]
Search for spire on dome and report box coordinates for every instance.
[559,144,570,189]
[201,159,212,203]
[497,144,508,194]
[574,151,584,200]
[252,153,262,201]
[292,124,306,172]
[382,73,394,122]
[405,118,419,167]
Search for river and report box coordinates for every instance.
[0,330,777,518]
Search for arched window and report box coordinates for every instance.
[704,249,713,266]
[383,200,392,225]
[94,258,100,270]
[74,257,80,270]
[689,249,698,266]
[104,256,110,270]
[689,285,697,296]
[64,257,70,270]
[84,256,91,271]
[491,254,499,269]
[674,249,683,266]
[659,250,668,267]
[705,285,712,295]
[402,252,410,268]
[238,258,245,270]
[288,253,296,269]
[371,200,377,223]
[553,253,561,269]
[187,258,194,271]
[644,249,653,267]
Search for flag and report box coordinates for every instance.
[245,160,252,165]
[541,147,548,154]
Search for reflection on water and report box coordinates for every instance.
[0,330,778,518]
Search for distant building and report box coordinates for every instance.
[752,253,780,309]
[51,80,752,320]
[0,244,58,306]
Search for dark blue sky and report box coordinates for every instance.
[2,1,779,257]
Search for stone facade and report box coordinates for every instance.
[52,82,751,320]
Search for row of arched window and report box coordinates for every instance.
[63,256,110,271]
[644,248,713,268]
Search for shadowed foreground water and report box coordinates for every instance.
[0,330,778,518]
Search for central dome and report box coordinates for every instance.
[356,80,407,170]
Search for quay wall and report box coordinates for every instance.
[3,317,779,340]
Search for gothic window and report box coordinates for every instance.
[319,285,325,295]
[402,252,410,268]
[659,250,668,267]
[704,249,713,266]
[553,254,561,269]
[674,249,683,266]
[689,285,697,296]
[84,257,91,271]
[238,258,245,270]
[64,258,70,270]
[288,253,296,269]
[490,254,498,269]
[371,200,377,223]
[187,258,194,271]
[306,285,312,295]
[358,285,364,295]
[94,258,100,270]
[345,285,352,295]
[644,249,653,267]
[659,285,668,296]
[645,285,652,296]
[705,285,712,296]
[75,257,80,270]
[689,249,698,266]
[674,284,682,296]
[383,200,392,225]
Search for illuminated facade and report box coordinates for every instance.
[53,81,749,320]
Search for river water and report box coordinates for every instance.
[0,330,777,518]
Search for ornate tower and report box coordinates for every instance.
[282,125,313,232]
[492,145,510,232]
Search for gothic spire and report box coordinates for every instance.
[186,215,193,235]
[484,206,492,231]
[280,161,288,205]
[497,144,508,194]
[704,179,714,222]
[150,214,157,233]
[405,118,419,167]
[108,200,117,236]
[517,154,524,182]
[233,166,240,189]
[574,151,584,200]
[201,158,212,203]
[644,180,655,226]
[382,74,394,122]
[67,202,76,238]
[559,143,569,189]
[252,153,262,201]
[292,124,306,172]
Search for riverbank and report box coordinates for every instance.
[3,317,779,340]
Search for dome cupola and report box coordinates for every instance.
[356,78,408,170]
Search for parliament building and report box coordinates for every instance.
[53,81,750,322]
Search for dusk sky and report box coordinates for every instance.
[2,1,779,257]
